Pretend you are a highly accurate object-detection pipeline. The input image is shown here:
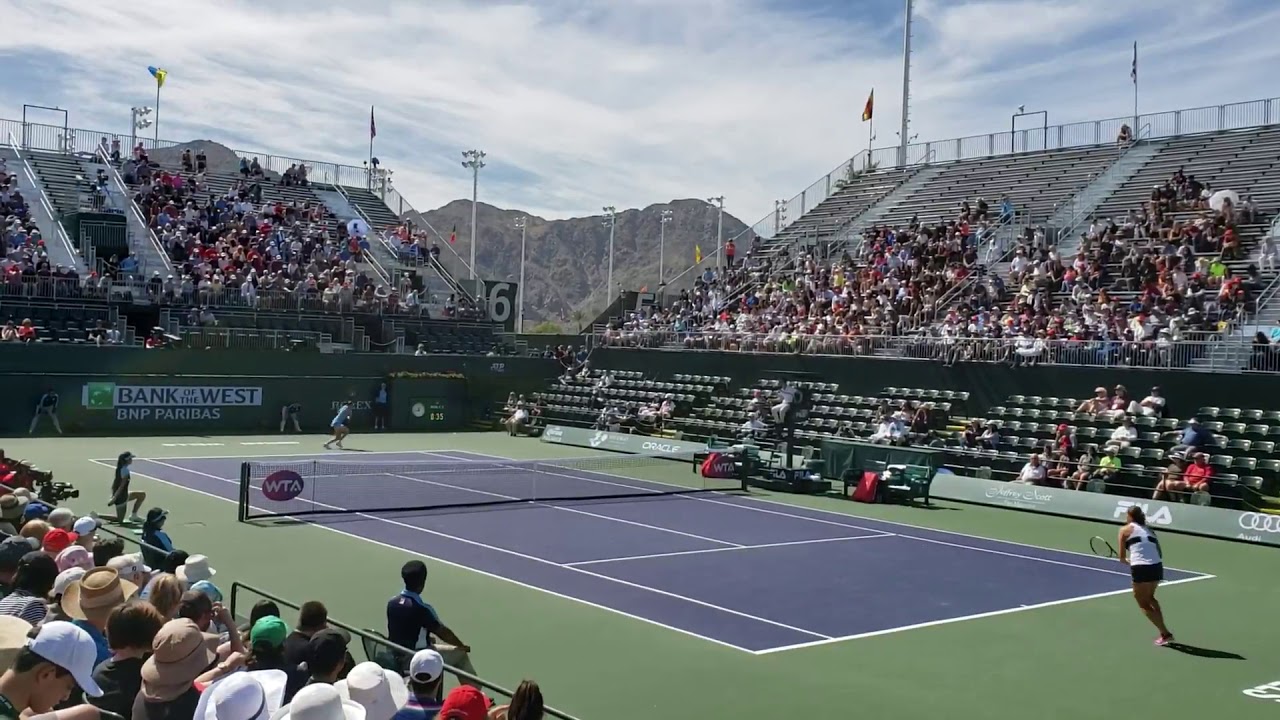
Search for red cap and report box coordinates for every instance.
[438,686,491,720]
[42,529,77,554]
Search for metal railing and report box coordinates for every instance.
[178,327,331,351]
[597,330,1268,371]
[1052,123,1154,244]
[229,582,581,720]
[2,119,371,188]
[737,97,1280,247]
[93,145,173,276]
[4,131,82,268]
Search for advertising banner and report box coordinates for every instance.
[931,473,1280,547]
[541,424,709,456]
[82,383,263,421]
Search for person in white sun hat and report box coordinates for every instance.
[193,669,288,720]
[175,556,216,585]
[271,683,365,720]
[335,662,408,720]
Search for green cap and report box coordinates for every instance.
[250,616,288,648]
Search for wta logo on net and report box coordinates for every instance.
[262,470,305,502]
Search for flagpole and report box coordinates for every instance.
[154,83,161,143]
[1132,41,1139,133]
[368,106,375,191]
[868,110,874,170]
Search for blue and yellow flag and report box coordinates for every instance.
[695,245,703,264]
[148,66,168,88]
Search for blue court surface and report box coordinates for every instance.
[100,449,1213,654]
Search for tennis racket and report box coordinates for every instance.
[1090,535,1118,558]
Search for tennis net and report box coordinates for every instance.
[238,452,747,520]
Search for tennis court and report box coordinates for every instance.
[109,447,1213,654]
[8,433,1271,719]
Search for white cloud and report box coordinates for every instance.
[0,0,1276,226]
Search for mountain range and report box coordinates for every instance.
[403,199,750,328]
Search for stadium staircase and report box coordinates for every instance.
[8,149,95,273]
[1080,127,1280,371]
[328,185,477,307]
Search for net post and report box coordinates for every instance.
[238,462,250,523]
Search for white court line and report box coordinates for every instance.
[90,449,430,462]
[385,473,742,548]
[87,457,761,654]
[445,450,1211,578]
[753,574,1218,655]
[133,458,830,643]
[564,533,895,567]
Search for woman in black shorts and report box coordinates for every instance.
[108,451,147,524]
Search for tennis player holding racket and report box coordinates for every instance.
[1115,505,1175,646]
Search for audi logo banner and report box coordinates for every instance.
[931,473,1280,548]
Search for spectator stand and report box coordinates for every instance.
[3,134,88,273]
[114,147,402,320]
[92,522,578,719]
[398,319,509,356]
[92,144,173,277]
[229,582,581,720]
[0,297,125,345]
[160,306,364,352]
[533,369,720,433]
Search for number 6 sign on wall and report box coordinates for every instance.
[484,281,517,331]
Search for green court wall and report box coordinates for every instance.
[3,346,560,436]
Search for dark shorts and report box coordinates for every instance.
[1131,563,1164,584]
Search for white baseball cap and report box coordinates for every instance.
[72,516,101,537]
[334,662,408,720]
[407,649,443,683]
[107,552,152,578]
[26,621,104,697]
[53,567,87,598]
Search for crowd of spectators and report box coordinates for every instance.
[0,458,545,720]
[2,158,88,302]
[962,384,1215,501]
[901,168,1262,368]
[601,208,1008,353]
[108,145,421,316]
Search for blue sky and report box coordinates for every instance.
[0,0,1276,224]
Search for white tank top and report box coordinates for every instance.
[1125,523,1162,566]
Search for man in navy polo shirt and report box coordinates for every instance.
[386,561,478,686]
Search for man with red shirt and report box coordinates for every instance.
[1153,452,1212,500]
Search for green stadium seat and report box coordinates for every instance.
[1197,406,1220,418]
[1231,457,1258,473]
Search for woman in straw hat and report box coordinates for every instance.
[63,568,138,666]
[133,618,244,720]
[0,615,32,674]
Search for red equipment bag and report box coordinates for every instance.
[851,471,880,503]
